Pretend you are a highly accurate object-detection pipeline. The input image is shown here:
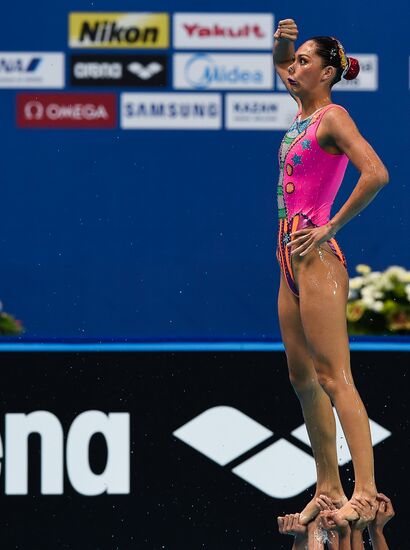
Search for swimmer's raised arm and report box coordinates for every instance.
[368,493,394,550]
[273,19,301,106]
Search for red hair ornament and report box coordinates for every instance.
[343,56,360,80]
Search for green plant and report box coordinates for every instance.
[0,302,24,335]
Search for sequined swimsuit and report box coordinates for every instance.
[277,104,348,297]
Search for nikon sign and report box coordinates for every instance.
[69,13,169,49]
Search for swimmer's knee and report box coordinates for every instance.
[314,364,349,399]
[288,362,318,395]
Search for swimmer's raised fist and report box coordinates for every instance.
[274,19,298,42]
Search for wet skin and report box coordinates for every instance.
[274,18,388,524]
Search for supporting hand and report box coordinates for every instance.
[287,223,336,257]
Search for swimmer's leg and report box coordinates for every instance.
[278,274,346,525]
[297,246,377,522]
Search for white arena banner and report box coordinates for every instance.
[173,13,274,50]
[334,54,378,91]
[276,54,378,92]
[0,52,64,88]
[173,53,273,90]
[225,93,298,130]
[121,93,222,129]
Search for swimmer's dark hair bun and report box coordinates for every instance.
[344,57,360,80]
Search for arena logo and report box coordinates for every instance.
[121,92,222,129]
[70,54,167,87]
[17,93,116,128]
[173,13,274,50]
[69,13,169,49]
[173,53,273,90]
[0,52,64,89]
[0,411,130,495]
[173,406,391,499]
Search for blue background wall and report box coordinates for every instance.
[1,0,408,339]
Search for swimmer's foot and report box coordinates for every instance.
[299,491,347,525]
[332,492,376,523]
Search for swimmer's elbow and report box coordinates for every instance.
[378,166,389,187]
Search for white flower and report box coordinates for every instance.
[374,273,394,291]
[385,266,407,279]
[405,284,410,302]
[356,264,371,275]
[366,271,382,282]
[349,276,364,290]
[372,301,384,312]
[361,295,375,309]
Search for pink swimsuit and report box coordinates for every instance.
[277,104,349,297]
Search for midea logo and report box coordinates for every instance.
[184,53,263,89]
[173,406,391,499]
[0,410,130,495]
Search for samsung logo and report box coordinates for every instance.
[121,93,222,130]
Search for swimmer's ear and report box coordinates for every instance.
[321,65,336,83]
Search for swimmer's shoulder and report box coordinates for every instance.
[320,104,358,134]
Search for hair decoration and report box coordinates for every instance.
[331,37,349,76]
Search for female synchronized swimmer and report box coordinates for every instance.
[273,19,389,524]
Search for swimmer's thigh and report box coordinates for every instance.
[278,274,316,383]
[297,247,350,369]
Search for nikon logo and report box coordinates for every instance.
[69,13,169,49]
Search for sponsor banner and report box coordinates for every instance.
[276,54,378,92]
[17,93,116,129]
[0,351,405,549]
[173,13,274,50]
[173,53,273,90]
[0,52,64,89]
[121,93,221,130]
[226,93,297,130]
[70,54,167,87]
[69,12,169,49]
[334,54,378,91]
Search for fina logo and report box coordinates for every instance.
[173,406,391,499]
[184,53,262,90]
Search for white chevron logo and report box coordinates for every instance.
[173,406,391,499]
[127,62,163,80]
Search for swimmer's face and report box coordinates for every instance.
[287,40,335,94]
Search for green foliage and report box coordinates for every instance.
[0,303,24,335]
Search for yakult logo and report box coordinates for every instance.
[17,93,116,128]
[0,411,130,495]
[173,13,274,50]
